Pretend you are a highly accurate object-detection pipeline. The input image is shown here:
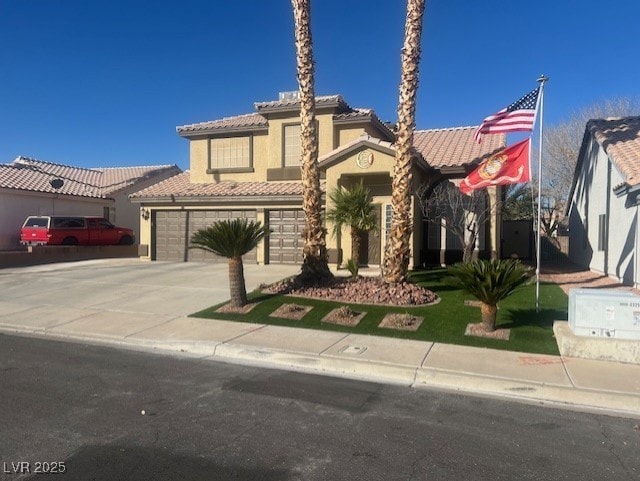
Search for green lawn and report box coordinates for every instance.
[191,268,568,355]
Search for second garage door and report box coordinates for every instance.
[268,209,305,264]
[154,210,257,263]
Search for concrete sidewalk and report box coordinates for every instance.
[0,259,639,418]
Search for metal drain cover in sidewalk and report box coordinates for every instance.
[339,345,367,355]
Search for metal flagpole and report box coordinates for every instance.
[535,74,549,313]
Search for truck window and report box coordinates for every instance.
[52,217,85,228]
[24,217,49,228]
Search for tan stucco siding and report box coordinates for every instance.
[324,148,398,267]
[189,139,209,183]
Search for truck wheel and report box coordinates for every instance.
[62,237,78,245]
[119,235,134,245]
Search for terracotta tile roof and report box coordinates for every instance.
[587,116,640,186]
[0,157,180,198]
[130,171,325,199]
[254,94,346,112]
[177,113,268,134]
[413,127,506,169]
[318,134,396,169]
[177,95,394,138]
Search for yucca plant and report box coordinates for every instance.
[447,259,533,332]
[190,219,269,307]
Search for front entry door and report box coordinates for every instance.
[359,204,381,266]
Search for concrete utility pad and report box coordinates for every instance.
[421,344,572,386]
[322,334,432,366]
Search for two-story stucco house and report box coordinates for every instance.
[130,93,505,266]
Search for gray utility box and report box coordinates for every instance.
[568,288,640,340]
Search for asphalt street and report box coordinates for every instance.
[1,334,639,481]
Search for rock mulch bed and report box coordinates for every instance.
[464,323,510,340]
[216,302,260,314]
[264,275,438,306]
[269,303,313,321]
[321,306,366,327]
[379,313,424,331]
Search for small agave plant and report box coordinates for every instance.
[447,259,532,332]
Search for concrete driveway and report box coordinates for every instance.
[0,259,299,333]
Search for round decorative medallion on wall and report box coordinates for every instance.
[356,150,374,169]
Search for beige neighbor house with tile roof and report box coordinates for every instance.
[567,116,640,287]
[0,157,181,250]
[130,93,505,267]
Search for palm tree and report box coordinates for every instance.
[382,0,426,284]
[447,259,532,332]
[325,182,377,271]
[291,0,332,283]
[190,219,269,308]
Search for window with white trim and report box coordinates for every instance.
[209,137,251,170]
[283,124,301,167]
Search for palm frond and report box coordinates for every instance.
[446,259,533,306]
[190,218,269,258]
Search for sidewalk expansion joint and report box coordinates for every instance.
[317,333,351,356]
[123,316,179,339]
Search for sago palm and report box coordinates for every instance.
[447,259,532,332]
[190,219,269,308]
[325,182,377,271]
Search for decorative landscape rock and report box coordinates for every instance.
[321,306,366,327]
[216,301,260,314]
[465,323,510,340]
[379,313,424,331]
[269,303,313,320]
[264,276,438,306]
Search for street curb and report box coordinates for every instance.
[2,326,639,418]
[413,368,640,417]
[213,342,418,386]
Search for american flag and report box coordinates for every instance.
[474,86,540,142]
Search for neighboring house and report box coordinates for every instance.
[130,93,504,266]
[567,116,640,287]
[0,157,181,250]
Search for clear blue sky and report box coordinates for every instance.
[1,0,639,170]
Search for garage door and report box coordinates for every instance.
[153,210,257,263]
[268,209,305,264]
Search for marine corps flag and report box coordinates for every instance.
[459,138,530,194]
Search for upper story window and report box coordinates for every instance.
[210,136,251,170]
[283,124,301,167]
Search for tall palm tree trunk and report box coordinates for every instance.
[291,0,332,283]
[382,0,426,284]
[228,256,247,308]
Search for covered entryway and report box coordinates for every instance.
[153,210,257,262]
[358,204,382,266]
[268,209,305,264]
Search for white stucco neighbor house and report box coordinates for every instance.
[567,116,640,287]
[0,157,181,250]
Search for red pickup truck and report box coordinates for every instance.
[20,216,135,246]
